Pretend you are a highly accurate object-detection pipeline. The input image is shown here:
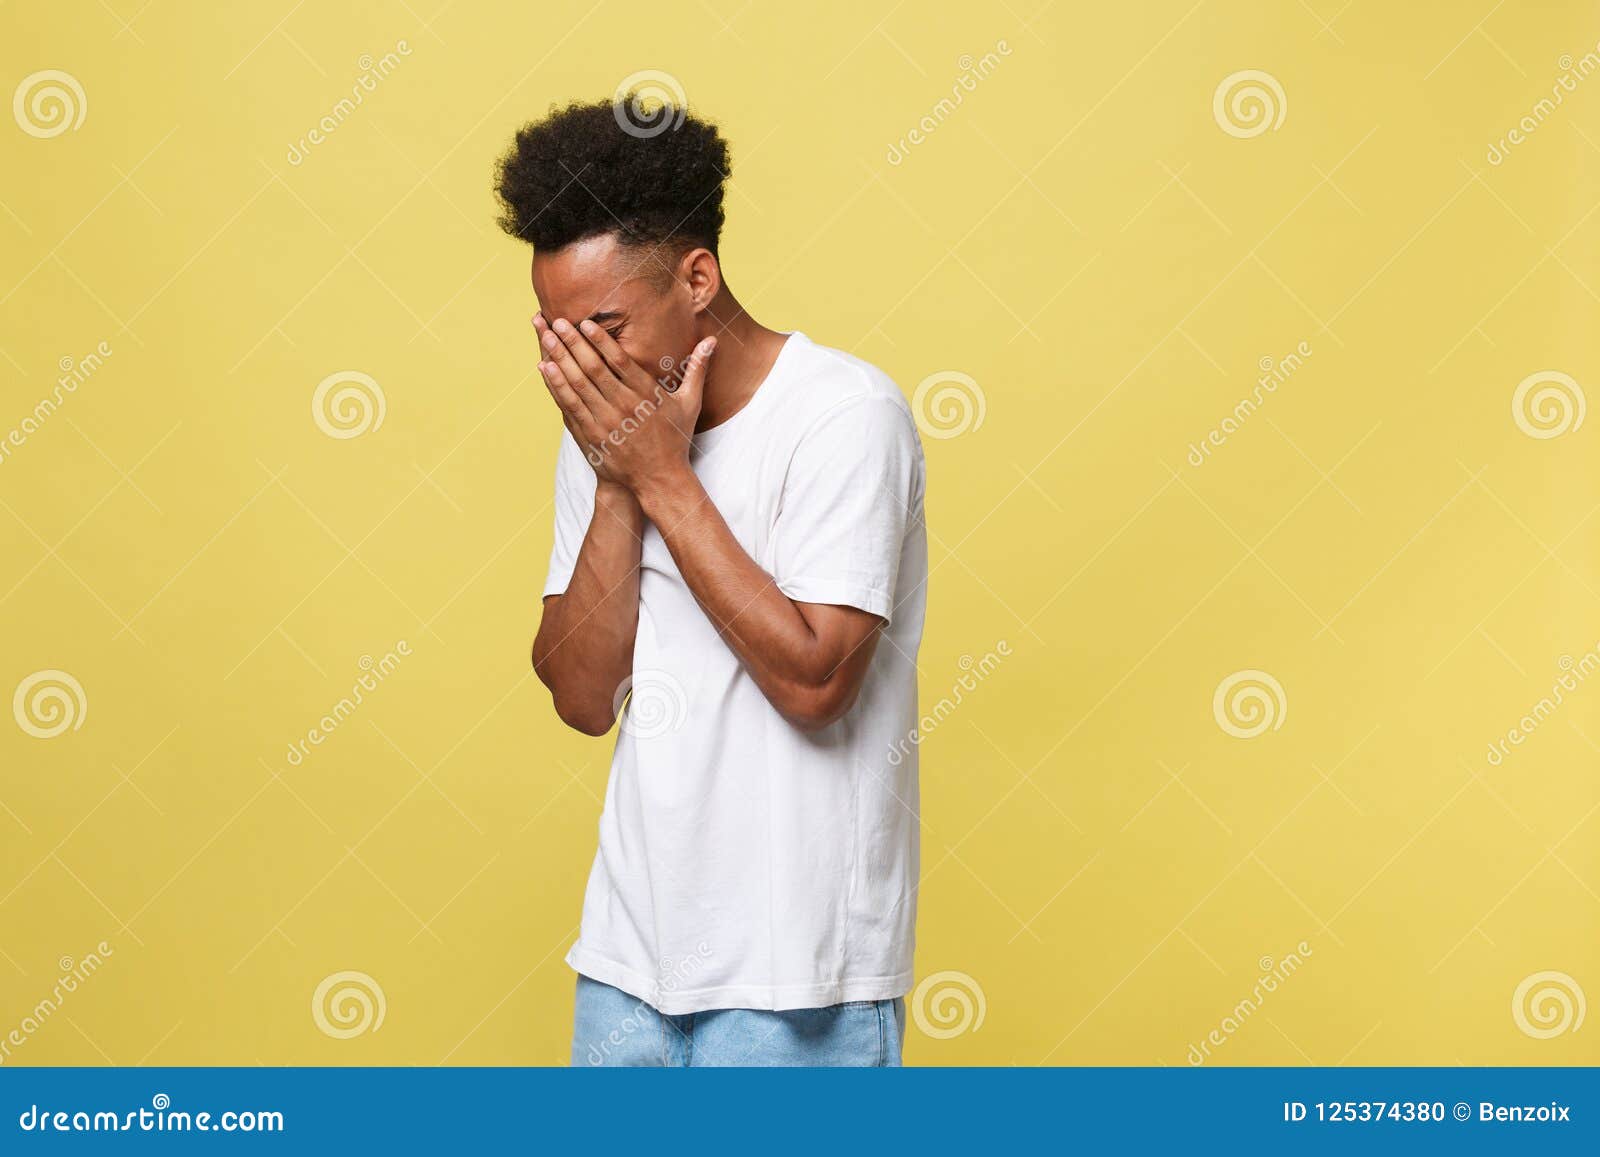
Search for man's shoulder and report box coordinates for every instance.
[781,334,915,428]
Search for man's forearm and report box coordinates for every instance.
[636,463,875,729]
[533,481,644,734]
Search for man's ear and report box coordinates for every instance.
[676,248,722,314]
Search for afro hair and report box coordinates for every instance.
[494,97,730,261]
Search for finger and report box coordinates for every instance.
[553,318,631,407]
[675,335,718,403]
[578,319,643,386]
[563,413,603,466]
[539,326,609,419]
[554,406,603,464]
[536,357,582,420]
[538,358,602,442]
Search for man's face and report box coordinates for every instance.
[531,233,694,385]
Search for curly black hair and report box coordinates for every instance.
[494,98,730,263]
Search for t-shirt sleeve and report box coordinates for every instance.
[542,430,598,599]
[771,395,923,623]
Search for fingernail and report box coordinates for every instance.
[579,319,598,335]
[700,337,717,356]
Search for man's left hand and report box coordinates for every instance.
[537,317,716,493]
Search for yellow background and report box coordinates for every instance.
[2,0,1597,1066]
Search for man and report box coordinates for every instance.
[495,97,927,1067]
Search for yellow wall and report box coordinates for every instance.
[2,0,1596,1066]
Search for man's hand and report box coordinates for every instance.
[536,316,716,493]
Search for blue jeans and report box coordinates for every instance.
[571,975,906,1067]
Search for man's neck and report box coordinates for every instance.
[693,290,789,433]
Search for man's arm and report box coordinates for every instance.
[531,314,647,736]
[531,480,643,735]
[635,468,884,731]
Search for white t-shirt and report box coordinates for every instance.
[543,332,927,1014]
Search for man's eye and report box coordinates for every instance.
[606,329,624,341]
